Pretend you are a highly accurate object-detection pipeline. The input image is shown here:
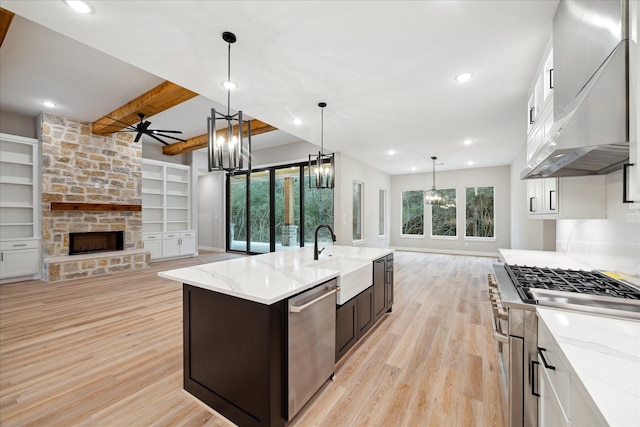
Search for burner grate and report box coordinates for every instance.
[504,265,640,301]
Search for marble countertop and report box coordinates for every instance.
[537,307,640,426]
[158,245,394,305]
[499,248,593,270]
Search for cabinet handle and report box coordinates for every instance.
[548,190,556,211]
[531,360,540,397]
[1,252,3,262]
[529,107,536,125]
[11,244,27,247]
[537,347,556,370]
[549,68,554,89]
[623,163,636,203]
[529,197,535,212]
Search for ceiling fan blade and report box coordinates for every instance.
[147,132,170,146]
[134,132,143,142]
[149,129,183,134]
[154,133,187,142]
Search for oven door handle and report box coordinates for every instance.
[492,330,510,344]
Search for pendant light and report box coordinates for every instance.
[424,156,444,205]
[308,102,335,189]
[208,31,251,173]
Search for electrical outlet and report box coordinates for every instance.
[105,184,109,190]
[94,182,99,188]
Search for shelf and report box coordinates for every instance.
[0,203,34,208]
[142,189,163,195]
[0,222,34,226]
[51,202,142,212]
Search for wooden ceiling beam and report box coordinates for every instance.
[91,81,198,135]
[162,119,277,156]
[0,8,15,48]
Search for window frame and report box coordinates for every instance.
[352,180,365,244]
[464,185,496,242]
[429,187,458,240]
[378,188,387,239]
[400,189,425,238]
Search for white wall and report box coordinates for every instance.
[197,170,226,251]
[556,167,640,277]
[510,143,556,251]
[334,152,391,248]
[390,165,511,256]
[0,111,37,138]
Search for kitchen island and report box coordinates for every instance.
[158,245,393,427]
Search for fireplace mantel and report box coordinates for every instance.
[50,202,142,212]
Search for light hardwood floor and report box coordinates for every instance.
[0,251,505,427]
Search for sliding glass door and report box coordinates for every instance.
[226,161,333,254]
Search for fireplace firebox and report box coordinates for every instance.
[69,231,124,256]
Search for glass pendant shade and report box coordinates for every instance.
[208,31,251,173]
[308,102,335,189]
[424,156,444,205]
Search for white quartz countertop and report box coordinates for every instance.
[537,307,640,426]
[158,245,394,305]
[499,248,593,270]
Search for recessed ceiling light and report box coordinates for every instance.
[410,166,417,171]
[222,80,237,90]
[455,72,473,83]
[388,150,396,156]
[463,139,473,145]
[292,118,303,125]
[42,100,57,108]
[63,0,92,14]
[467,161,474,166]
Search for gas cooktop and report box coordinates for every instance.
[504,265,640,303]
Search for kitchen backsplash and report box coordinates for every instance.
[556,169,640,277]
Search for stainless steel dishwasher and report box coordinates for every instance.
[288,279,337,420]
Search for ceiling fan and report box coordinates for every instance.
[99,113,187,145]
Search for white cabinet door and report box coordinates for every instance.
[143,240,163,260]
[539,366,570,427]
[179,231,196,256]
[0,248,39,278]
[542,178,558,214]
[162,233,180,258]
[527,180,543,214]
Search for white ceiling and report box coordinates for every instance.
[0,0,558,174]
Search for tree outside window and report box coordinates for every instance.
[465,186,494,238]
[401,190,424,236]
[431,188,456,237]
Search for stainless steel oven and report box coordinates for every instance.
[489,262,640,427]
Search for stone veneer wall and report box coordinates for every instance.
[40,113,149,281]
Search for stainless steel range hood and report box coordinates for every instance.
[522,0,630,179]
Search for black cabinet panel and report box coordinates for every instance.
[356,286,374,338]
[335,297,357,361]
[373,257,387,323]
[184,285,285,427]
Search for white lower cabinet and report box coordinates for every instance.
[537,314,607,426]
[143,231,196,261]
[142,233,163,260]
[0,239,40,280]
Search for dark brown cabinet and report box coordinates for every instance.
[336,255,394,362]
[373,254,394,323]
[335,296,357,361]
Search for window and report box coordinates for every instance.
[465,186,495,239]
[378,189,386,237]
[352,181,364,241]
[431,188,456,237]
[401,190,424,236]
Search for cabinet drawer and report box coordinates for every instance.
[142,233,163,241]
[180,231,195,238]
[0,239,39,250]
[538,320,571,412]
[163,233,180,240]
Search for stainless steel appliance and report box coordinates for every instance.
[287,280,338,420]
[488,264,640,427]
[522,0,631,179]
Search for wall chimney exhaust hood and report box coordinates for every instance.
[522,0,630,179]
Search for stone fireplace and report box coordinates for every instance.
[40,113,149,282]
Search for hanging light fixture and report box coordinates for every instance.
[208,31,251,173]
[308,102,335,189]
[424,156,444,205]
